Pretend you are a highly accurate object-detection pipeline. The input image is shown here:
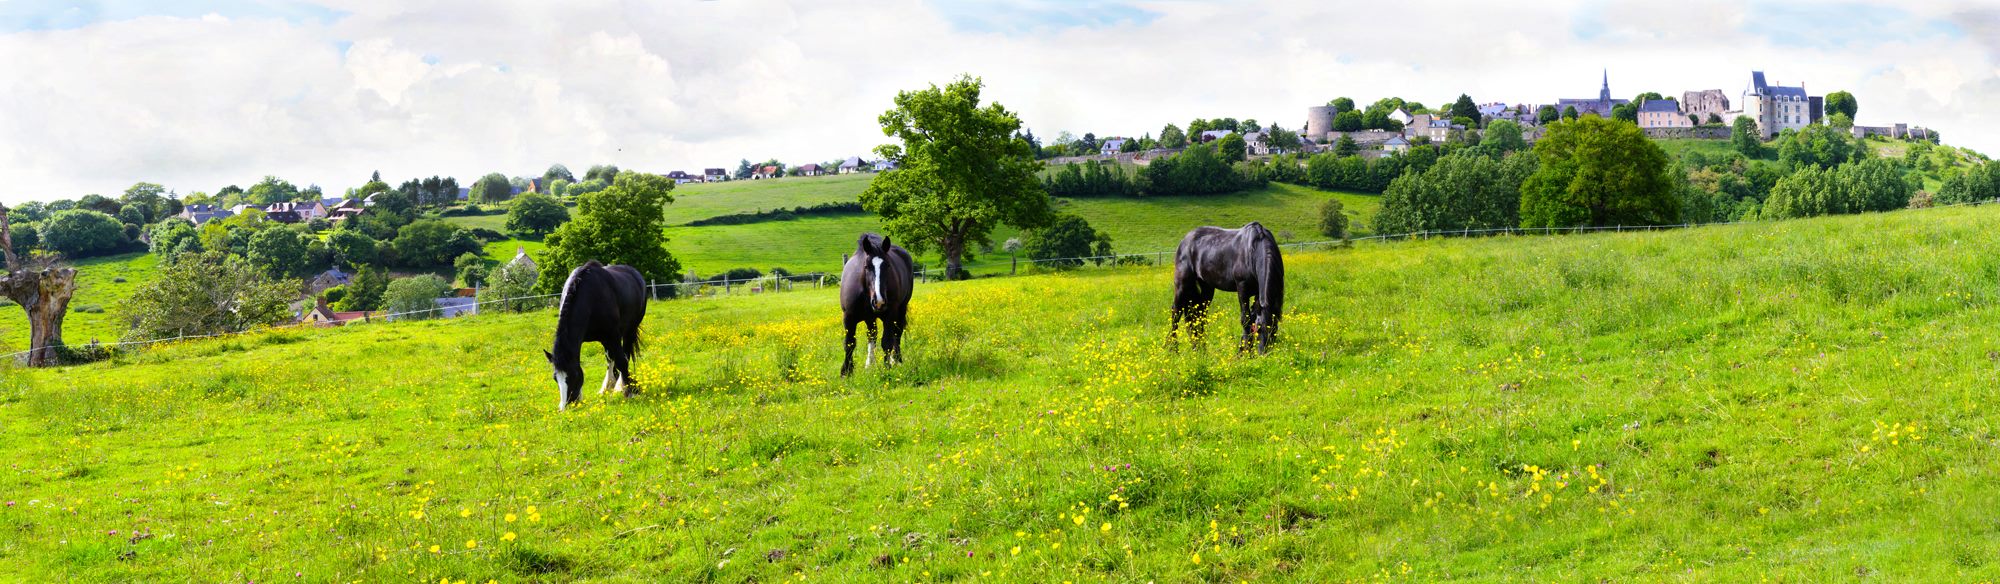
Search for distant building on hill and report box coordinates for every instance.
[1554,69,1630,118]
[1637,100,1692,129]
[1742,71,1814,139]
[1681,89,1730,123]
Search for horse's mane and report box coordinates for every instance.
[558,261,606,312]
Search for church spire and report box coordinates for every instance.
[1600,68,1610,102]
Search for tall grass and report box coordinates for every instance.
[6,205,1999,580]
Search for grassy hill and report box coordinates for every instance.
[7,204,1999,581]
[462,176,1377,277]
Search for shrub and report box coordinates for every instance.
[1024,213,1110,269]
[382,274,453,320]
[1318,198,1349,239]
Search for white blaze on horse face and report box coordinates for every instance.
[870,257,885,309]
[554,370,571,410]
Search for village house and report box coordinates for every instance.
[1387,108,1413,126]
[302,297,374,327]
[178,204,234,225]
[838,157,868,174]
[1198,129,1233,143]
[665,171,703,184]
[1099,138,1127,156]
[1382,135,1411,154]
[797,163,824,177]
[307,265,351,297]
[704,168,729,182]
[1637,100,1693,129]
[751,165,781,179]
[1241,133,1270,156]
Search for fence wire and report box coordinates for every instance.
[6,196,1995,363]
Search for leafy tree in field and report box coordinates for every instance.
[354,179,391,201]
[1482,119,1527,154]
[247,226,311,278]
[121,252,298,340]
[533,172,683,293]
[117,205,146,226]
[1318,198,1349,239]
[1520,116,1676,228]
[1329,97,1355,114]
[1824,91,1858,120]
[335,266,388,311]
[369,189,416,220]
[566,178,610,198]
[734,159,754,180]
[10,221,40,257]
[39,209,125,257]
[1160,124,1187,149]
[472,173,513,204]
[148,221,202,260]
[1562,106,1578,121]
[1732,116,1765,159]
[1935,161,1999,205]
[383,274,453,320]
[479,255,547,312]
[325,229,379,269]
[454,253,489,288]
[1120,138,1141,153]
[542,164,576,188]
[1828,113,1854,129]
[1777,124,1861,170]
[1216,133,1247,163]
[9,201,47,223]
[246,176,300,204]
[506,193,569,236]
[1187,119,1211,137]
[1333,135,1358,157]
[1449,94,1479,125]
[79,194,121,215]
[392,220,479,268]
[1023,213,1109,269]
[1376,150,1537,234]
[584,165,621,183]
[860,75,1053,280]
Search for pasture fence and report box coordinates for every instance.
[7,195,1998,364]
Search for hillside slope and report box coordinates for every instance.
[6,205,2000,581]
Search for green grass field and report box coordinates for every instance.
[7,204,2000,581]
[0,252,156,352]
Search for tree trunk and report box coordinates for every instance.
[0,204,78,367]
[941,236,965,281]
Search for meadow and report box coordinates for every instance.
[0,252,155,353]
[6,203,1999,581]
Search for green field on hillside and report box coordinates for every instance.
[7,205,2000,581]
[655,183,1376,275]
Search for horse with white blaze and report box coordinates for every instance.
[545,261,648,410]
[840,233,915,376]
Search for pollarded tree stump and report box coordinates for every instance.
[1,265,76,366]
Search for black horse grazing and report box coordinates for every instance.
[545,261,648,410]
[840,233,915,376]
[1169,222,1285,353]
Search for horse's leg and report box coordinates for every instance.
[612,342,634,397]
[864,319,879,368]
[841,317,859,377]
[1187,285,1214,350]
[1237,291,1258,354]
[599,347,616,395]
[884,315,905,365]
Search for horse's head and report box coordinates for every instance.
[544,348,584,410]
[860,236,893,311]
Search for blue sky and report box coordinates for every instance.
[0,0,342,33]
[925,0,1162,34]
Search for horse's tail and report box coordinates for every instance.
[1255,226,1283,317]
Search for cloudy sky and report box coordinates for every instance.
[1,0,1995,204]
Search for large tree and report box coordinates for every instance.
[1482,119,1527,154]
[38,209,125,258]
[1824,91,1858,121]
[247,225,312,278]
[533,172,683,293]
[471,172,513,204]
[1159,124,1187,149]
[542,164,576,188]
[392,220,480,268]
[0,203,78,366]
[246,176,300,205]
[1731,116,1765,159]
[1519,116,1677,228]
[860,75,1054,279]
[121,252,298,341]
[1449,94,1480,125]
[505,192,570,236]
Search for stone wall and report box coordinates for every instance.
[1642,126,1731,140]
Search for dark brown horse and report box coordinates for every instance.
[1169,222,1285,353]
[545,261,648,410]
[840,234,914,376]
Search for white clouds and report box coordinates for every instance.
[0,0,1995,203]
